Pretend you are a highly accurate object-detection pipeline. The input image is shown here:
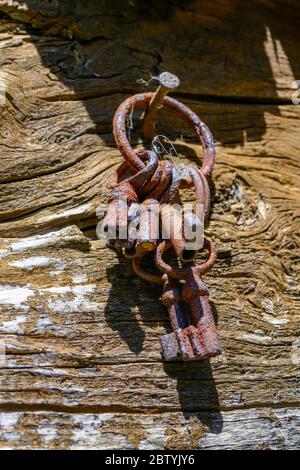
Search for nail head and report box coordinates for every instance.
[158,72,180,90]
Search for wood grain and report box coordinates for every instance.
[0,409,299,450]
[0,0,299,449]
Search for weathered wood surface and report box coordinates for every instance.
[1,408,299,450]
[0,0,299,449]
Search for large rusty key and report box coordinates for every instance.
[156,240,221,361]
[182,269,221,359]
[160,272,220,361]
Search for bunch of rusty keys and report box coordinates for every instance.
[103,72,221,361]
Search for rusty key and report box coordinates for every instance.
[156,241,221,361]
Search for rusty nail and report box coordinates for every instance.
[142,72,180,141]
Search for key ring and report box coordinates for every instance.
[113,92,215,177]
